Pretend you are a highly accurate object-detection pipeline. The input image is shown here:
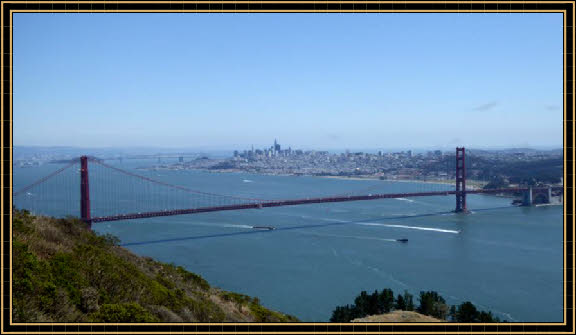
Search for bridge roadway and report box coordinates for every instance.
[88,186,563,223]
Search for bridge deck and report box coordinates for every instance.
[89,186,563,223]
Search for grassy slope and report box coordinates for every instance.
[352,311,443,323]
[12,209,298,323]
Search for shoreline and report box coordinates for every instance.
[317,175,487,190]
[143,166,491,189]
[534,202,564,207]
[143,167,565,198]
[152,168,559,203]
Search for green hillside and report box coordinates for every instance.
[12,209,298,323]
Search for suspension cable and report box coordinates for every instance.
[13,160,78,197]
[90,159,272,202]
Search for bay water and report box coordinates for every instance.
[13,159,564,322]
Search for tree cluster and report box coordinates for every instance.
[330,288,501,323]
[428,155,562,185]
[330,289,414,322]
[475,157,562,185]
[448,301,501,323]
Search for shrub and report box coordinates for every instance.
[249,303,280,322]
[221,291,255,307]
[90,303,159,322]
[12,211,296,323]
[175,266,210,290]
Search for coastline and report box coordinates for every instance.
[317,175,487,190]
[143,166,490,189]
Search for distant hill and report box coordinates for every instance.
[12,209,298,323]
[475,157,563,184]
[468,147,562,153]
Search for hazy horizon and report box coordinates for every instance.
[13,143,563,153]
[14,13,562,149]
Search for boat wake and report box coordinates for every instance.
[222,224,254,229]
[395,197,415,203]
[316,218,458,234]
[356,222,460,234]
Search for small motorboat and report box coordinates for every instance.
[396,238,409,243]
[252,226,275,230]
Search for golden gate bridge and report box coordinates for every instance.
[13,147,563,229]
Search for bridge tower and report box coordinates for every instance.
[455,147,468,213]
[80,156,91,227]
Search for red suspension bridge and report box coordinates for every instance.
[13,147,563,228]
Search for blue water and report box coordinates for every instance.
[13,159,564,322]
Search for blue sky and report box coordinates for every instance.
[13,13,562,150]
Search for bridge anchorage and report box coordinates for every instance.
[519,186,556,207]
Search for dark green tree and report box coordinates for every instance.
[403,291,414,311]
[478,310,500,323]
[378,288,395,314]
[367,290,380,315]
[417,291,449,320]
[455,301,478,322]
[354,291,370,318]
[330,305,354,322]
[395,294,406,311]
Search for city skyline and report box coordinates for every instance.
[14,13,562,149]
[13,138,563,158]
